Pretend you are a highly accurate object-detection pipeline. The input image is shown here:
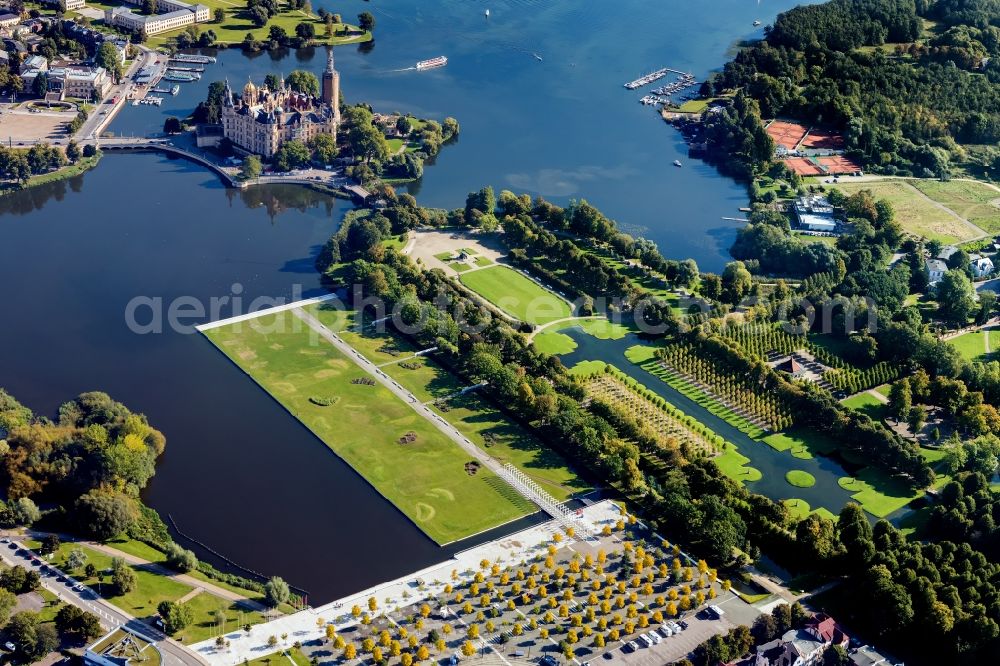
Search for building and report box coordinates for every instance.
[793,194,838,233]
[926,258,948,285]
[0,13,20,29]
[39,0,87,10]
[84,627,161,666]
[220,50,340,158]
[970,253,994,278]
[25,64,111,100]
[803,614,849,649]
[105,0,209,36]
[20,54,46,74]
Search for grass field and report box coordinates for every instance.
[840,392,888,421]
[783,498,837,522]
[533,330,577,355]
[460,266,572,325]
[786,470,816,488]
[948,329,1000,362]
[147,3,372,48]
[762,428,837,460]
[204,311,534,544]
[714,443,762,485]
[835,180,981,243]
[910,179,1000,234]
[532,318,630,356]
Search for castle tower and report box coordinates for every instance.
[321,48,339,119]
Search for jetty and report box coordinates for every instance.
[624,66,691,90]
[169,54,216,64]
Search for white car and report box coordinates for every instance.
[4,642,14,651]
[646,631,661,644]
[659,624,673,637]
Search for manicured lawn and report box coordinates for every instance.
[432,393,588,501]
[624,344,659,364]
[533,330,577,355]
[782,498,836,522]
[838,470,921,518]
[449,261,473,272]
[714,444,762,485]
[247,648,311,666]
[204,311,533,544]
[762,428,838,460]
[174,591,266,645]
[474,256,493,267]
[567,360,608,376]
[835,180,983,243]
[786,470,817,488]
[460,266,572,325]
[949,329,995,362]
[840,392,888,421]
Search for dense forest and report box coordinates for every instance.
[710,0,1000,175]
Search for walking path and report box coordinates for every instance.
[526,315,604,341]
[866,388,889,404]
[190,500,623,666]
[195,293,340,331]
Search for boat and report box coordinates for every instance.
[416,56,448,70]
[485,8,489,17]
[673,160,682,167]
[753,20,762,26]
[162,71,200,82]
[533,53,543,61]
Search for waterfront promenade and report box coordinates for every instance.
[190,500,624,665]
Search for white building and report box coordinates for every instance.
[85,627,161,666]
[971,254,994,278]
[105,0,209,36]
[793,194,838,233]
[926,258,948,285]
[39,0,87,10]
[0,13,20,28]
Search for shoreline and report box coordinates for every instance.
[0,153,102,198]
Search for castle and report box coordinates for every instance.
[221,50,340,159]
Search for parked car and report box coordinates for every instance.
[659,624,673,637]
[539,657,559,666]
[679,620,689,630]
[4,642,14,651]
[646,631,662,644]
[625,641,639,652]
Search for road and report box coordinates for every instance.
[0,535,208,666]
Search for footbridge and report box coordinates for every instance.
[93,137,239,187]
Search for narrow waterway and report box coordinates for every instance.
[558,327,857,515]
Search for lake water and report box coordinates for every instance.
[0,0,811,601]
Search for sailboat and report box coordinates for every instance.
[485,8,490,17]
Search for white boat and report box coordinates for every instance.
[485,9,490,17]
[753,20,762,26]
[673,160,682,167]
[416,56,448,70]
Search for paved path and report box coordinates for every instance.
[866,388,889,404]
[291,306,532,504]
[526,315,604,341]
[0,535,208,666]
[77,539,268,612]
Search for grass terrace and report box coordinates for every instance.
[203,310,534,544]
[460,265,572,325]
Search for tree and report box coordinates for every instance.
[239,155,262,181]
[141,0,157,14]
[66,140,81,162]
[937,269,977,324]
[157,600,194,634]
[163,117,183,134]
[67,547,87,572]
[358,11,375,32]
[888,380,912,422]
[343,642,357,660]
[164,542,197,572]
[214,7,224,22]
[0,589,16,626]
[75,492,136,540]
[721,261,752,304]
[31,72,48,98]
[309,133,337,164]
[274,140,311,171]
[295,21,315,41]
[265,576,290,607]
[96,42,122,83]
[83,143,98,158]
[8,611,57,661]
[285,70,320,96]
[40,534,60,555]
[112,562,137,595]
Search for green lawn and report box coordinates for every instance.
[786,470,817,488]
[840,392,888,421]
[148,4,372,48]
[460,266,572,325]
[247,648,311,666]
[567,360,608,376]
[204,311,534,544]
[714,444,762,485]
[533,330,577,356]
[762,428,838,460]
[532,318,630,356]
[837,470,923,518]
[783,498,837,522]
[949,329,997,362]
[174,591,266,645]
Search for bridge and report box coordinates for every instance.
[93,137,240,187]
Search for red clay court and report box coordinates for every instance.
[817,155,862,174]
[783,157,825,176]
[801,128,845,150]
[765,120,809,150]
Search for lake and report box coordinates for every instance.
[0,0,810,601]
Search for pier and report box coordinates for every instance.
[639,73,699,105]
[624,66,692,90]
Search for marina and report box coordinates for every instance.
[639,73,698,105]
[150,85,181,96]
[623,66,690,90]
[132,96,163,106]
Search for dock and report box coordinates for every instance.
[624,66,692,90]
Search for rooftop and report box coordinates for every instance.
[88,627,162,666]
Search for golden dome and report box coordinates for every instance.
[243,80,257,97]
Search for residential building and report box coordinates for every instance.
[926,258,948,285]
[970,253,994,278]
[0,13,20,29]
[793,194,838,233]
[220,50,340,158]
